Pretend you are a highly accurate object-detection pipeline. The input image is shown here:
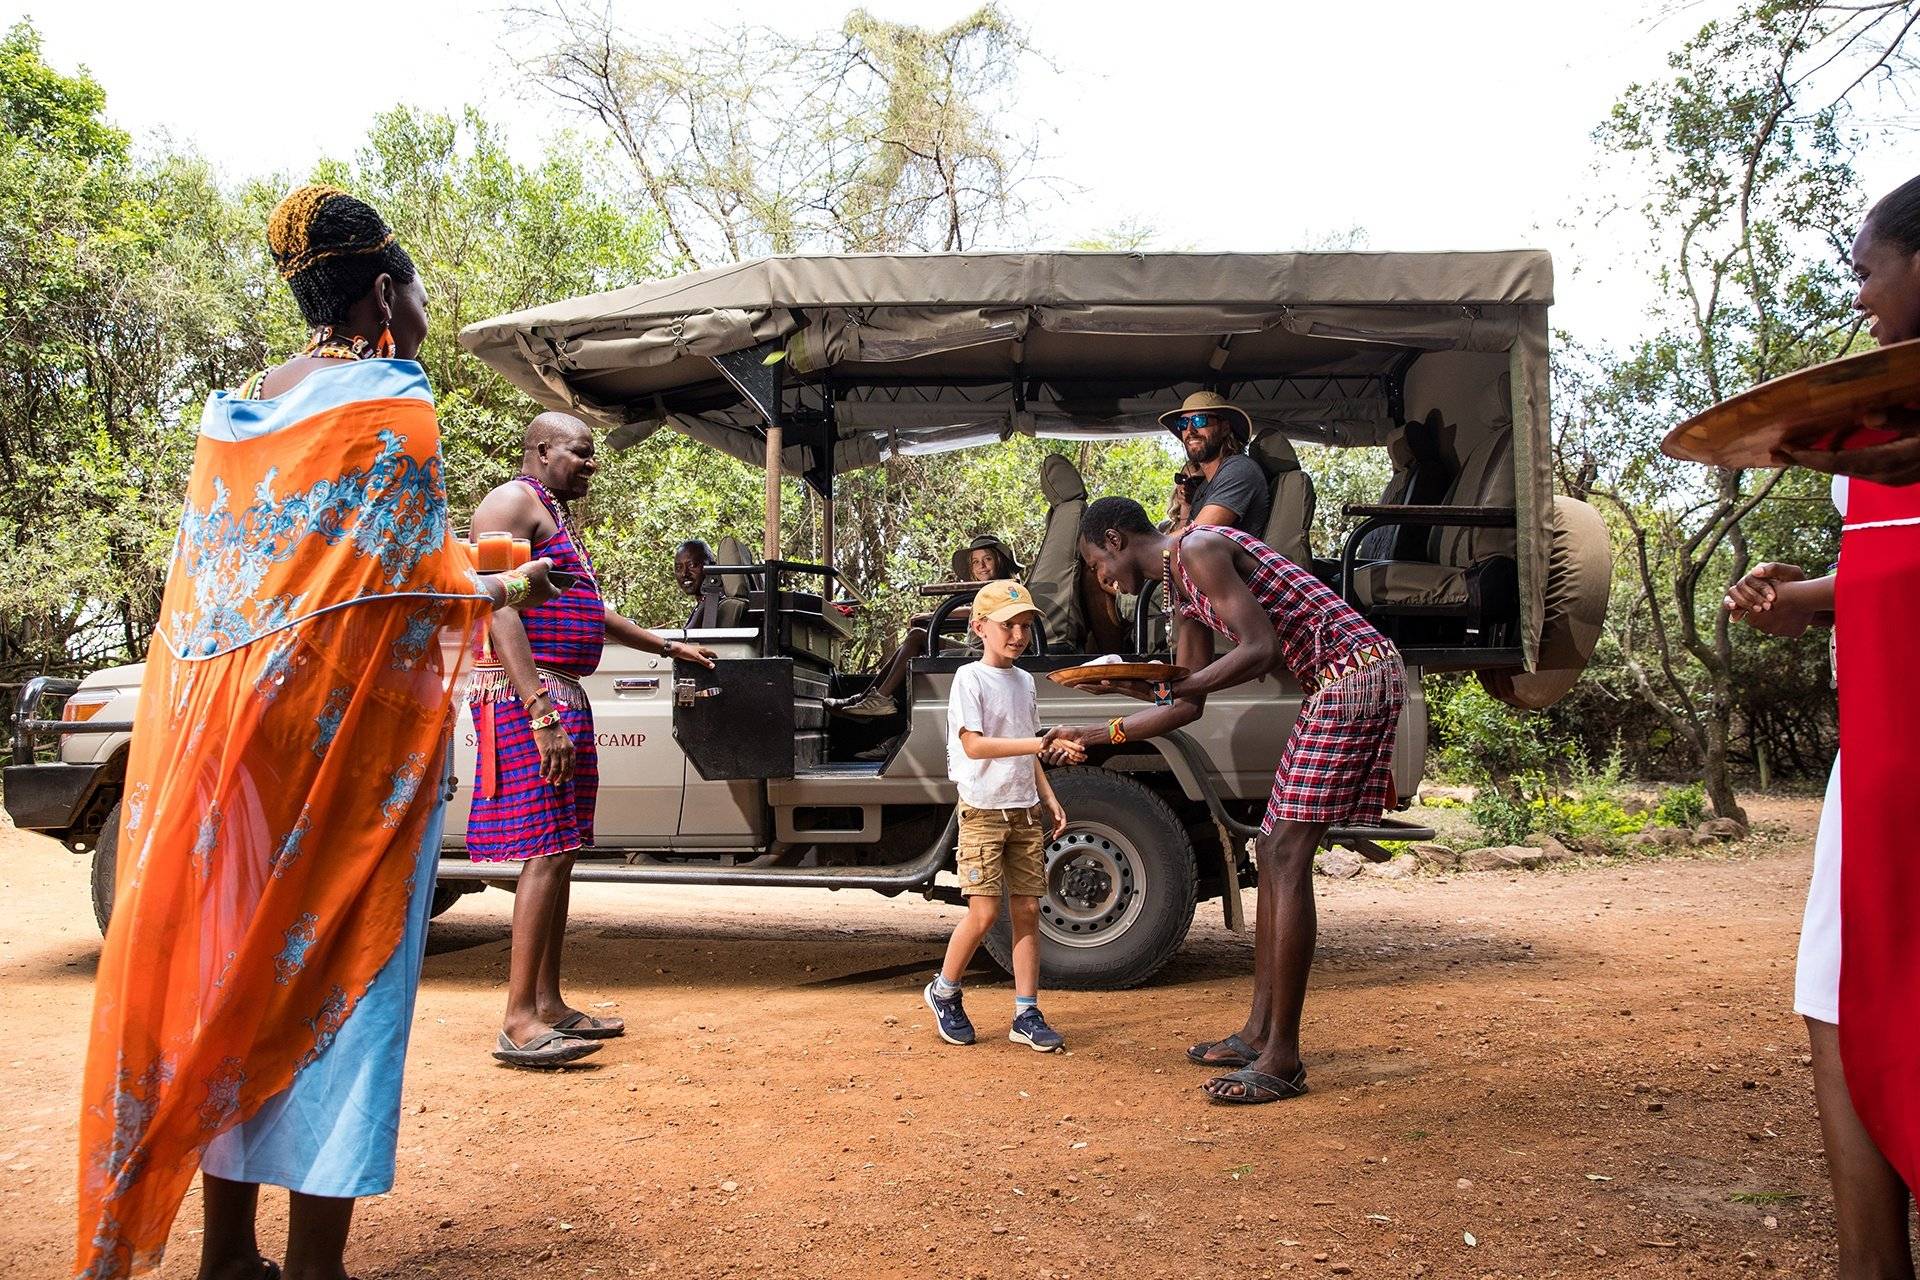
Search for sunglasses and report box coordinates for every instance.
[1171,413,1221,435]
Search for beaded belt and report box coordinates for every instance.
[1307,642,1395,694]
[466,664,589,707]
[466,665,589,798]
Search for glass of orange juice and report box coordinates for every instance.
[510,537,532,567]
[475,531,514,572]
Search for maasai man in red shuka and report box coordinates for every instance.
[466,414,717,1069]
[1063,497,1406,1107]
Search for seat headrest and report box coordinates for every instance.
[1385,427,1413,469]
[713,535,755,597]
[1040,453,1087,505]
[1247,430,1301,477]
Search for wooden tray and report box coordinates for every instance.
[1661,340,1920,470]
[1048,662,1189,688]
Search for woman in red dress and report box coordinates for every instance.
[1748,172,1920,1277]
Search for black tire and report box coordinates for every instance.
[428,880,470,919]
[981,767,1197,990]
[90,801,122,936]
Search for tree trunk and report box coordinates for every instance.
[1701,712,1747,826]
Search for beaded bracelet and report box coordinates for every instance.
[529,709,562,731]
[1152,681,1174,707]
[501,572,531,609]
[1107,718,1127,745]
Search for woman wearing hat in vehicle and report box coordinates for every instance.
[830,534,1023,721]
[1164,391,1270,537]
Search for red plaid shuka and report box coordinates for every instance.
[466,477,604,861]
[1169,525,1404,829]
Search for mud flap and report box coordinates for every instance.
[1215,819,1247,933]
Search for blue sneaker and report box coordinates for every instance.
[1010,1006,1065,1052]
[924,981,976,1046]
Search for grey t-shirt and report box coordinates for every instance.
[1190,453,1270,537]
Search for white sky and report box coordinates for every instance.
[11,0,1917,345]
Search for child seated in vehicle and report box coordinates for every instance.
[923,579,1082,1051]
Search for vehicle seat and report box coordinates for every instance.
[1349,423,1517,626]
[699,536,756,627]
[1247,431,1317,568]
[1354,410,1456,562]
[1026,453,1088,652]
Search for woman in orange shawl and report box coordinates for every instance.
[74,187,559,1280]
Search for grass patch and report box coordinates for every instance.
[1728,1190,1804,1205]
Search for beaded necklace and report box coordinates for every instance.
[247,327,382,398]
[1161,533,1185,615]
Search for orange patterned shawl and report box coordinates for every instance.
[75,361,485,1279]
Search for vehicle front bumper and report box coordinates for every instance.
[3,761,105,834]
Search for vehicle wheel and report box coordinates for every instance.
[428,881,470,919]
[982,767,1197,991]
[90,801,122,936]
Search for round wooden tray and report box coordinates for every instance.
[1660,340,1920,470]
[1048,662,1189,688]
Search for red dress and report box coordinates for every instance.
[1836,476,1920,1189]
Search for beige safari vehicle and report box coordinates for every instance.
[7,251,1610,989]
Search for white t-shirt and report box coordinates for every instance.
[946,661,1041,808]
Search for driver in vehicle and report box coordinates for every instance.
[674,538,721,627]
[1163,391,1269,536]
[1057,496,1406,1106]
[828,534,1023,721]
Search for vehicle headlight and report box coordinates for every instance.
[60,689,120,723]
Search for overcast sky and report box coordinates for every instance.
[10,0,1916,344]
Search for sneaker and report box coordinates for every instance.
[923,981,976,1046]
[830,688,898,720]
[1010,1006,1065,1053]
[852,738,898,761]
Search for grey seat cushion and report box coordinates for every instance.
[1247,431,1316,568]
[1027,453,1088,650]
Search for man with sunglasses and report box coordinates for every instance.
[1162,391,1270,537]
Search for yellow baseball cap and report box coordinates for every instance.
[972,579,1042,623]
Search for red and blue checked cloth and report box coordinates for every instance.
[467,478,604,861]
[1170,524,1404,828]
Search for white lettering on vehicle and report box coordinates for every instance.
[460,732,647,748]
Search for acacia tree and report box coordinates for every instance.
[511,3,1179,658]
[512,2,1042,261]
[1564,0,1919,818]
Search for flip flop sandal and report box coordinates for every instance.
[1204,1065,1309,1106]
[492,1029,601,1069]
[552,1010,626,1040]
[1186,1033,1257,1068]
[261,1263,282,1280]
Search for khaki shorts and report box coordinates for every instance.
[956,802,1048,898]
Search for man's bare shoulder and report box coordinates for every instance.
[472,478,546,533]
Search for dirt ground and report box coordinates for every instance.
[0,795,1879,1279]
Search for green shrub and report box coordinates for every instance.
[1429,676,1574,781]
[1651,782,1708,829]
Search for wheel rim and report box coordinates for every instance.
[1040,820,1147,949]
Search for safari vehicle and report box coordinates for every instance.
[5,250,1610,989]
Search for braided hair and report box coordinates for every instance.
[1867,174,1920,255]
[266,185,416,327]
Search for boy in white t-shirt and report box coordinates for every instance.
[924,579,1083,1051]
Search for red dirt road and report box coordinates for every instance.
[0,798,1864,1278]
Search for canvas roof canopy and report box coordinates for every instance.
[460,249,1554,661]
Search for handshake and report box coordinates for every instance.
[1038,724,1093,765]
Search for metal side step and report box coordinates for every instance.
[796,760,887,778]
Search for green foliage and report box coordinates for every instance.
[1651,782,1708,829]
[1428,676,1573,782]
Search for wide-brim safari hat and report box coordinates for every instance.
[1159,390,1252,440]
[951,534,1025,580]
